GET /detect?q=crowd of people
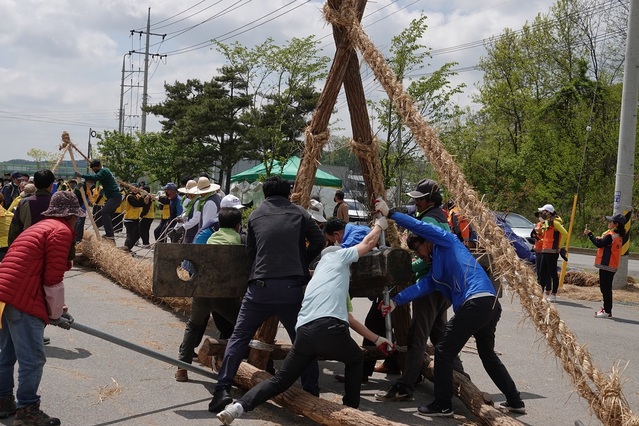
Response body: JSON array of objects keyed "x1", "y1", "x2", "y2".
[{"x1": 0, "y1": 163, "x2": 626, "y2": 425}]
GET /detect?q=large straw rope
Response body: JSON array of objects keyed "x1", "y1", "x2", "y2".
[
  {"x1": 325, "y1": 1, "x2": 638, "y2": 425},
  {"x1": 291, "y1": 128, "x2": 330, "y2": 207}
]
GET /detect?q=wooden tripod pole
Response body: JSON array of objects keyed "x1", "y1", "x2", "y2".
[{"x1": 61, "y1": 132, "x2": 100, "y2": 239}]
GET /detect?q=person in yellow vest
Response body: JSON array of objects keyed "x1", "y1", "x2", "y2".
[
  {"x1": 0, "y1": 194, "x2": 13, "y2": 261},
  {"x1": 112, "y1": 189, "x2": 126, "y2": 235},
  {"x1": 584, "y1": 213, "x2": 626, "y2": 318},
  {"x1": 139, "y1": 186, "x2": 155, "y2": 248},
  {"x1": 535, "y1": 204, "x2": 568, "y2": 302},
  {"x1": 122, "y1": 187, "x2": 145, "y2": 251}
]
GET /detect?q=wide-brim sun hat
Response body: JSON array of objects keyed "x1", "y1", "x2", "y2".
[
  {"x1": 189, "y1": 177, "x2": 220, "y2": 195},
  {"x1": 178, "y1": 179, "x2": 197, "y2": 194},
  {"x1": 41, "y1": 190, "x2": 86, "y2": 218}
]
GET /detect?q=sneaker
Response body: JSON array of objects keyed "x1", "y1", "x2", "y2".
[
  {"x1": 175, "y1": 368, "x2": 188, "y2": 382},
  {"x1": 418, "y1": 401, "x2": 454, "y2": 417},
  {"x1": 500, "y1": 400, "x2": 526, "y2": 414},
  {"x1": 13, "y1": 403, "x2": 60, "y2": 426},
  {"x1": 549, "y1": 294, "x2": 557, "y2": 302},
  {"x1": 375, "y1": 383, "x2": 413, "y2": 401},
  {"x1": 216, "y1": 402, "x2": 244, "y2": 425},
  {"x1": 208, "y1": 388, "x2": 233, "y2": 414},
  {"x1": 0, "y1": 395, "x2": 16, "y2": 419},
  {"x1": 594, "y1": 308, "x2": 612, "y2": 318}
]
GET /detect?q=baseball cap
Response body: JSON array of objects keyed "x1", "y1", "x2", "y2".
[
  {"x1": 537, "y1": 204, "x2": 555, "y2": 214},
  {"x1": 605, "y1": 213, "x2": 626, "y2": 225},
  {"x1": 406, "y1": 178, "x2": 439, "y2": 199},
  {"x1": 162, "y1": 182, "x2": 178, "y2": 191},
  {"x1": 220, "y1": 194, "x2": 245, "y2": 209},
  {"x1": 11, "y1": 172, "x2": 22, "y2": 179}
]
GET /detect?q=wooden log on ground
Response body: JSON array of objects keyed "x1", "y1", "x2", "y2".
[
  {"x1": 234, "y1": 361, "x2": 406, "y2": 426},
  {"x1": 247, "y1": 316, "x2": 280, "y2": 369},
  {"x1": 198, "y1": 338, "x2": 392, "y2": 367},
  {"x1": 421, "y1": 356, "x2": 524, "y2": 426}
]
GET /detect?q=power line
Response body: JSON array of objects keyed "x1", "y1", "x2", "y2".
[{"x1": 160, "y1": 0, "x2": 308, "y2": 56}]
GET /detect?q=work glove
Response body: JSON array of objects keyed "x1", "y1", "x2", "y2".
[
  {"x1": 374, "y1": 336, "x2": 395, "y2": 356},
  {"x1": 374, "y1": 217, "x2": 388, "y2": 231},
  {"x1": 49, "y1": 313, "x2": 73, "y2": 330},
  {"x1": 374, "y1": 197, "x2": 389, "y2": 216},
  {"x1": 559, "y1": 248, "x2": 568, "y2": 261},
  {"x1": 377, "y1": 299, "x2": 397, "y2": 317}
]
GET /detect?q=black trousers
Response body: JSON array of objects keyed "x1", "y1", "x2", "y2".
[
  {"x1": 434, "y1": 297, "x2": 520, "y2": 407},
  {"x1": 139, "y1": 218, "x2": 153, "y2": 245},
  {"x1": 538, "y1": 252, "x2": 560, "y2": 293},
  {"x1": 599, "y1": 269, "x2": 615, "y2": 314},
  {"x1": 123, "y1": 219, "x2": 140, "y2": 250},
  {"x1": 238, "y1": 317, "x2": 363, "y2": 411}
]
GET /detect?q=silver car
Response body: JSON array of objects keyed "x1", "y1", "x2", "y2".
[
  {"x1": 344, "y1": 198, "x2": 369, "y2": 224},
  {"x1": 495, "y1": 212, "x2": 536, "y2": 249}
]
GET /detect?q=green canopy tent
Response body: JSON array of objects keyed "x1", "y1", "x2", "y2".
[{"x1": 230, "y1": 156, "x2": 342, "y2": 187}]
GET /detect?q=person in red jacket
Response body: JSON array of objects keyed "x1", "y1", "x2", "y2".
[{"x1": 0, "y1": 190, "x2": 85, "y2": 425}]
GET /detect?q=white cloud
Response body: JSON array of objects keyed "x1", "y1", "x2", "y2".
[{"x1": 0, "y1": 0, "x2": 555, "y2": 161}]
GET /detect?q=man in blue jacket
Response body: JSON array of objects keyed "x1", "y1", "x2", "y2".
[{"x1": 377, "y1": 200, "x2": 525, "y2": 417}]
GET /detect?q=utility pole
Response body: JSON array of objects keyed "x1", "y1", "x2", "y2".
[
  {"x1": 129, "y1": 8, "x2": 166, "y2": 134},
  {"x1": 118, "y1": 52, "x2": 130, "y2": 134},
  {"x1": 612, "y1": 0, "x2": 639, "y2": 289}
]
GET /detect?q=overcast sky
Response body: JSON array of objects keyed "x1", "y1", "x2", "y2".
[{"x1": 0, "y1": 0, "x2": 556, "y2": 162}]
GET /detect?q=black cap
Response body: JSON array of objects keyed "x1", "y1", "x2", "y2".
[
  {"x1": 605, "y1": 213, "x2": 626, "y2": 226},
  {"x1": 406, "y1": 178, "x2": 439, "y2": 199}
]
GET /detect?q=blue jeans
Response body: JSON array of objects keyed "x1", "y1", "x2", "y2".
[{"x1": 0, "y1": 305, "x2": 46, "y2": 408}]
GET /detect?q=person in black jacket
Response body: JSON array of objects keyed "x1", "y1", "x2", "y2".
[{"x1": 208, "y1": 176, "x2": 325, "y2": 414}]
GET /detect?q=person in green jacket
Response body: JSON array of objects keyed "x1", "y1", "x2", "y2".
[
  {"x1": 174, "y1": 207, "x2": 243, "y2": 382},
  {"x1": 75, "y1": 160, "x2": 121, "y2": 239}
]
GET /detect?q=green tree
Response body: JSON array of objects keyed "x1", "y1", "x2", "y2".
[
  {"x1": 367, "y1": 15, "x2": 464, "y2": 205},
  {"x1": 216, "y1": 36, "x2": 330, "y2": 176},
  {"x1": 26, "y1": 148, "x2": 56, "y2": 170},
  {"x1": 95, "y1": 130, "x2": 145, "y2": 183}
]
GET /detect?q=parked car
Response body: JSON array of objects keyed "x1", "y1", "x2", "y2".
[
  {"x1": 344, "y1": 198, "x2": 369, "y2": 223},
  {"x1": 495, "y1": 212, "x2": 536, "y2": 249}
]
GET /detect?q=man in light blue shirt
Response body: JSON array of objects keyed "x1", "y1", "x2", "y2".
[{"x1": 217, "y1": 216, "x2": 391, "y2": 425}]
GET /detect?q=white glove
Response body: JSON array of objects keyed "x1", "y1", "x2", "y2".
[
  {"x1": 375, "y1": 197, "x2": 389, "y2": 216},
  {"x1": 374, "y1": 217, "x2": 388, "y2": 231}
]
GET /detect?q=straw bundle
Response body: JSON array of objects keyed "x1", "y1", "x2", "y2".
[{"x1": 78, "y1": 234, "x2": 191, "y2": 313}]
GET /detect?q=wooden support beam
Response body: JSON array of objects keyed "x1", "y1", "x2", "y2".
[
  {"x1": 233, "y1": 361, "x2": 406, "y2": 426},
  {"x1": 199, "y1": 338, "x2": 524, "y2": 426}
]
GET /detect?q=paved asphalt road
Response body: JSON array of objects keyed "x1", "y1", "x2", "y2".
[{"x1": 2, "y1": 245, "x2": 639, "y2": 426}]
